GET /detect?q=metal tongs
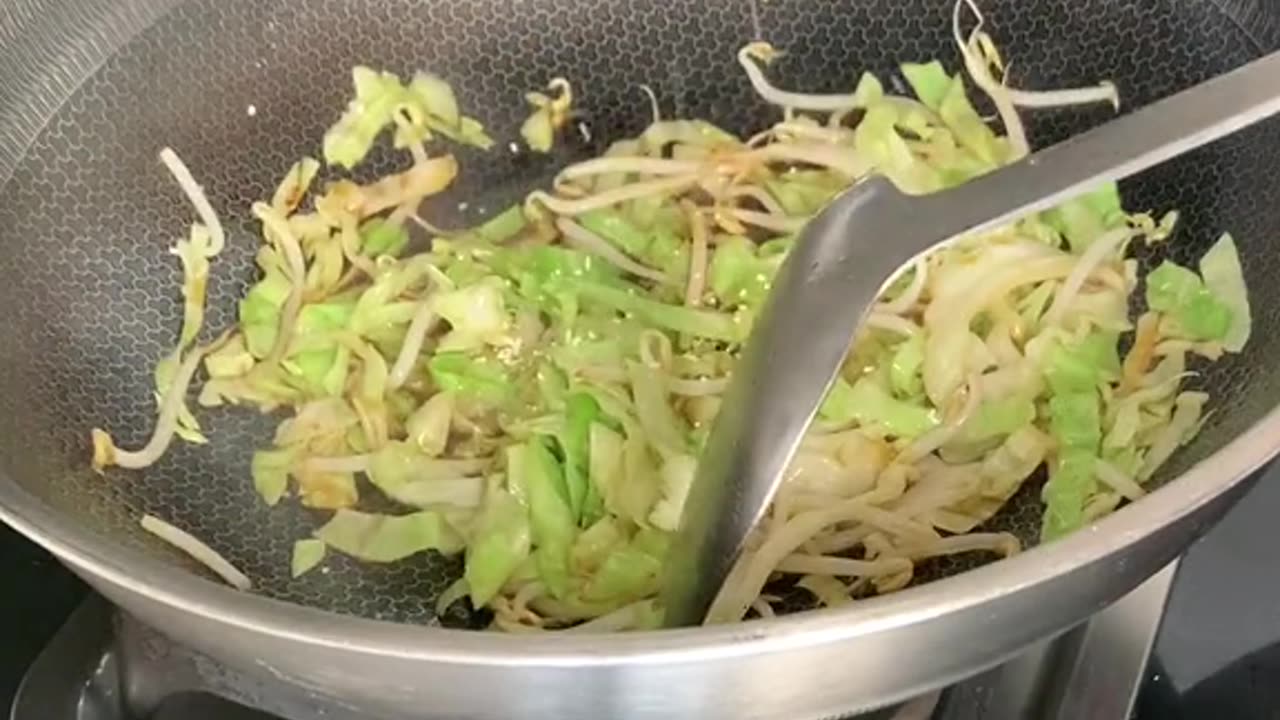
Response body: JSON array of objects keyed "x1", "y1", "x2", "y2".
[{"x1": 661, "y1": 50, "x2": 1280, "y2": 627}]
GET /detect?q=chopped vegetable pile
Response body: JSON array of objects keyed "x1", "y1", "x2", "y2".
[{"x1": 91, "y1": 0, "x2": 1250, "y2": 631}]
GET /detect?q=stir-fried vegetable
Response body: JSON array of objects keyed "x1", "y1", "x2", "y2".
[
  {"x1": 521, "y1": 79, "x2": 575, "y2": 152},
  {"x1": 291, "y1": 538, "x2": 327, "y2": 577},
  {"x1": 141, "y1": 514, "x2": 251, "y2": 590},
  {"x1": 90, "y1": 0, "x2": 1250, "y2": 630}
]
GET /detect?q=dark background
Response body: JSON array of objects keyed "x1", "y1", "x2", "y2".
[
  {"x1": 1134, "y1": 465, "x2": 1280, "y2": 719},
  {"x1": 0, "y1": 524, "x2": 85, "y2": 709}
]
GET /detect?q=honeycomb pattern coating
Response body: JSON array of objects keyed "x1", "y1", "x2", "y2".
[{"x1": 0, "y1": 0, "x2": 1278, "y2": 626}]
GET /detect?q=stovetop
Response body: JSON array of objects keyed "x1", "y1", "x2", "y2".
[
  {"x1": 1134, "y1": 465, "x2": 1280, "y2": 719},
  {"x1": 0, "y1": 523, "x2": 86, "y2": 709},
  {"x1": 6, "y1": 466, "x2": 1280, "y2": 719}
]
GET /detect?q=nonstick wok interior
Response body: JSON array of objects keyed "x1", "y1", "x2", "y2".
[{"x1": 0, "y1": 0, "x2": 1278, "y2": 628}]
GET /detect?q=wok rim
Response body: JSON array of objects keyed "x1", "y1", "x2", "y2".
[{"x1": 1, "y1": 399, "x2": 1277, "y2": 665}]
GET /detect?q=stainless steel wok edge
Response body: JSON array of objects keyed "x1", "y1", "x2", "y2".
[{"x1": 2, "y1": 0, "x2": 1279, "y2": 718}]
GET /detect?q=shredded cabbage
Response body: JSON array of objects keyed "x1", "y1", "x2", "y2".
[
  {"x1": 1146, "y1": 260, "x2": 1234, "y2": 342},
  {"x1": 324, "y1": 66, "x2": 493, "y2": 169},
  {"x1": 291, "y1": 538, "x2": 327, "y2": 578},
  {"x1": 521, "y1": 79, "x2": 574, "y2": 152},
  {"x1": 901, "y1": 61, "x2": 950, "y2": 111},
  {"x1": 466, "y1": 487, "x2": 532, "y2": 606},
  {"x1": 315, "y1": 508, "x2": 465, "y2": 562},
  {"x1": 93, "y1": 2, "x2": 1249, "y2": 631},
  {"x1": 1198, "y1": 234, "x2": 1251, "y2": 352}
]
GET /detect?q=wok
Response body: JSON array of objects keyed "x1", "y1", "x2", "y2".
[{"x1": 1, "y1": 0, "x2": 1279, "y2": 718}]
